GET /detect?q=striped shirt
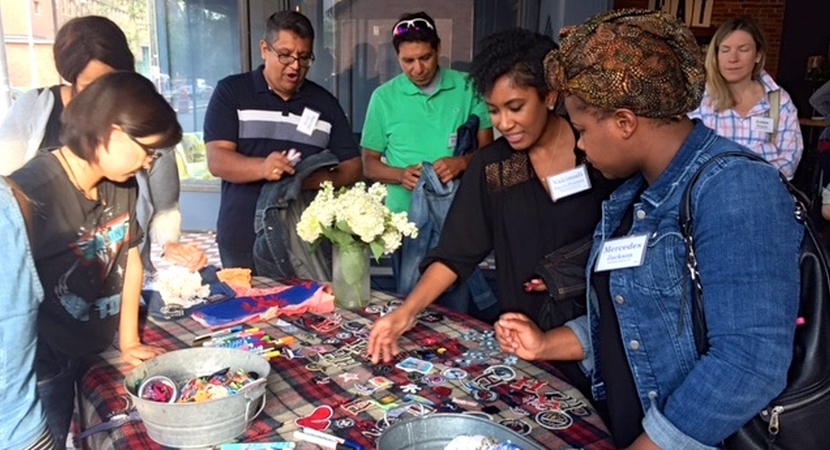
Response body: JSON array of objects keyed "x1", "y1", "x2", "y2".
[
  {"x1": 204, "y1": 66, "x2": 359, "y2": 251},
  {"x1": 689, "y1": 71, "x2": 804, "y2": 179},
  {"x1": 24, "y1": 428, "x2": 56, "y2": 450}
]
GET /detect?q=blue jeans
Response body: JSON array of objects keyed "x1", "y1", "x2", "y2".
[
  {"x1": 36, "y1": 346, "x2": 82, "y2": 449},
  {"x1": 0, "y1": 178, "x2": 51, "y2": 449},
  {"x1": 397, "y1": 164, "x2": 498, "y2": 315},
  {"x1": 391, "y1": 250, "x2": 499, "y2": 322},
  {"x1": 219, "y1": 244, "x2": 257, "y2": 275}
]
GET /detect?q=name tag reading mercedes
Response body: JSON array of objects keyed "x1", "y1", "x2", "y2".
[
  {"x1": 595, "y1": 235, "x2": 649, "y2": 271},
  {"x1": 547, "y1": 165, "x2": 591, "y2": 202},
  {"x1": 297, "y1": 108, "x2": 320, "y2": 136}
]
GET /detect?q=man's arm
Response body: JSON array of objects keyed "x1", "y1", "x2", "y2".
[
  {"x1": 302, "y1": 156, "x2": 362, "y2": 190},
  {"x1": 362, "y1": 149, "x2": 404, "y2": 184},
  {"x1": 433, "y1": 127, "x2": 494, "y2": 184},
  {"x1": 206, "y1": 140, "x2": 295, "y2": 183},
  {"x1": 362, "y1": 149, "x2": 421, "y2": 191},
  {"x1": 477, "y1": 128, "x2": 494, "y2": 149}
]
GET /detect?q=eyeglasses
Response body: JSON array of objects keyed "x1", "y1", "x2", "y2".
[
  {"x1": 266, "y1": 42, "x2": 315, "y2": 67},
  {"x1": 392, "y1": 18, "x2": 435, "y2": 37},
  {"x1": 124, "y1": 131, "x2": 162, "y2": 160}
]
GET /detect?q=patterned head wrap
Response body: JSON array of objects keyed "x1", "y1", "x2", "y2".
[{"x1": 545, "y1": 9, "x2": 705, "y2": 119}]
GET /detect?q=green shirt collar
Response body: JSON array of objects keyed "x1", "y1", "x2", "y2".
[{"x1": 397, "y1": 67, "x2": 456, "y2": 96}]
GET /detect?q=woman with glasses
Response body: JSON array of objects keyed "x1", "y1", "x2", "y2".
[
  {"x1": 8, "y1": 71, "x2": 182, "y2": 447},
  {"x1": 368, "y1": 28, "x2": 616, "y2": 402},
  {"x1": 0, "y1": 15, "x2": 206, "y2": 272}
]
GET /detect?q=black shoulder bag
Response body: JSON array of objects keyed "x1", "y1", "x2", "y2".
[{"x1": 681, "y1": 152, "x2": 830, "y2": 450}]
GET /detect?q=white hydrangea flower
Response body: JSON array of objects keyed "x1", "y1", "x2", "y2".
[
  {"x1": 296, "y1": 180, "x2": 418, "y2": 255},
  {"x1": 380, "y1": 229, "x2": 402, "y2": 254},
  {"x1": 296, "y1": 213, "x2": 322, "y2": 242}
]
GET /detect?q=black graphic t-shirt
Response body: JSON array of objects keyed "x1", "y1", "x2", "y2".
[{"x1": 10, "y1": 152, "x2": 142, "y2": 358}]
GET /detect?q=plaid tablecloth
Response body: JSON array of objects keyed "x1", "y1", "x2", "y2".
[{"x1": 75, "y1": 285, "x2": 613, "y2": 450}]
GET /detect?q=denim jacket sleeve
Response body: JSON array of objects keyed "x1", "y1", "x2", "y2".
[
  {"x1": 564, "y1": 313, "x2": 593, "y2": 374},
  {"x1": 653, "y1": 158, "x2": 801, "y2": 446},
  {"x1": 643, "y1": 403, "x2": 717, "y2": 450}
]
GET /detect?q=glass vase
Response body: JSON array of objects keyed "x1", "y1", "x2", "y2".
[{"x1": 331, "y1": 242, "x2": 371, "y2": 310}]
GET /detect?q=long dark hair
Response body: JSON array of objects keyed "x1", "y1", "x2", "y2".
[{"x1": 53, "y1": 16, "x2": 134, "y2": 85}]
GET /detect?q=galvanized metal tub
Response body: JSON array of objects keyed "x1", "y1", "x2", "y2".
[
  {"x1": 124, "y1": 347, "x2": 270, "y2": 448},
  {"x1": 377, "y1": 413, "x2": 545, "y2": 450}
]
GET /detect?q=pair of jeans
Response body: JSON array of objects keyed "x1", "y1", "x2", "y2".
[
  {"x1": 253, "y1": 151, "x2": 338, "y2": 281},
  {"x1": 35, "y1": 346, "x2": 82, "y2": 449},
  {"x1": 0, "y1": 178, "x2": 52, "y2": 449},
  {"x1": 219, "y1": 244, "x2": 257, "y2": 275},
  {"x1": 397, "y1": 163, "x2": 497, "y2": 314},
  {"x1": 391, "y1": 249, "x2": 494, "y2": 318}
]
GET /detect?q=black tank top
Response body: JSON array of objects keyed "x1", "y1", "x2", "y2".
[{"x1": 39, "y1": 85, "x2": 65, "y2": 150}]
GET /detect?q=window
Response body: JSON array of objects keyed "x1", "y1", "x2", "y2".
[
  {"x1": 154, "y1": 0, "x2": 241, "y2": 185},
  {"x1": 0, "y1": 0, "x2": 241, "y2": 187},
  {"x1": 1, "y1": 0, "x2": 547, "y2": 198}
]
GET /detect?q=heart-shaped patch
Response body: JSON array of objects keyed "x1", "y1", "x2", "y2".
[{"x1": 294, "y1": 404, "x2": 334, "y2": 431}]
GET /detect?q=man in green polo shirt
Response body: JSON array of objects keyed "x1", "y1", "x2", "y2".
[{"x1": 360, "y1": 11, "x2": 493, "y2": 306}]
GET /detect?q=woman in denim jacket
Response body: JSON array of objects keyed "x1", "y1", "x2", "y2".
[{"x1": 496, "y1": 10, "x2": 803, "y2": 449}]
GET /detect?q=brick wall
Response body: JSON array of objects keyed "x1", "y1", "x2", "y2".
[{"x1": 613, "y1": 0, "x2": 786, "y2": 77}]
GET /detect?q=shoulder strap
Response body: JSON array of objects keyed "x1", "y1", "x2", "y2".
[
  {"x1": 768, "y1": 89, "x2": 781, "y2": 144},
  {"x1": 680, "y1": 151, "x2": 794, "y2": 355}
]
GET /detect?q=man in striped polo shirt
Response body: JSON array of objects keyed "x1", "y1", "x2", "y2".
[{"x1": 204, "y1": 10, "x2": 361, "y2": 273}]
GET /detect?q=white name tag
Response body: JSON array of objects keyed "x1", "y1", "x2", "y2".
[
  {"x1": 595, "y1": 234, "x2": 649, "y2": 272},
  {"x1": 297, "y1": 108, "x2": 320, "y2": 136},
  {"x1": 751, "y1": 116, "x2": 775, "y2": 134},
  {"x1": 448, "y1": 132, "x2": 458, "y2": 149},
  {"x1": 546, "y1": 165, "x2": 592, "y2": 202}
]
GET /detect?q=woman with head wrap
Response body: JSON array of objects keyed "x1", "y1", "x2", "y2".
[
  {"x1": 0, "y1": 15, "x2": 206, "y2": 272},
  {"x1": 496, "y1": 9, "x2": 802, "y2": 449},
  {"x1": 689, "y1": 17, "x2": 803, "y2": 180},
  {"x1": 368, "y1": 28, "x2": 617, "y2": 401}
]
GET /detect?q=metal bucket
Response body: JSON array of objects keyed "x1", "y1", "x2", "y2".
[
  {"x1": 377, "y1": 413, "x2": 544, "y2": 450},
  {"x1": 124, "y1": 347, "x2": 270, "y2": 448}
]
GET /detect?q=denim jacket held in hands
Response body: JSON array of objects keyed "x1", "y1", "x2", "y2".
[
  {"x1": 566, "y1": 121, "x2": 802, "y2": 448},
  {"x1": 253, "y1": 150, "x2": 339, "y2": 279}
]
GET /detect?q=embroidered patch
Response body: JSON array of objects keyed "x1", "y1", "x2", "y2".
[
  {"x1": 499, "y1": 418, "x2": 532, "y2": 435},
  {"x1": 294, "y1": 405, "x2": 333, "y2": 430},
  {"x1": 535, "y1": 410, "x2": 573, "y2": 430}
]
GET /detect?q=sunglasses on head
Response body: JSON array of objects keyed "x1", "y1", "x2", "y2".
[{"x1": 392, "y1": 18, "x2": 435, "y2": 37}]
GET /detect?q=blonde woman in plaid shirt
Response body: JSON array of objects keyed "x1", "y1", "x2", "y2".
[{"x1": 689, "y1": 17, "x2": 804, "y2": 179}]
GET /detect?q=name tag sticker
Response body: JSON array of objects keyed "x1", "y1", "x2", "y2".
[
  {"x1": 751, "y1": 116, "x2": 775, "y2": 134},
  {"x1": 547, "y1": 165, "x2": 592, "y2": 201},
  {"x1": 595, "y1": 234, "x2": 649, "y2": 272},
  {"x1": 297, "y1": 108, "x2": 321, "y2": 136},
  {"x1": 448, "y1": 133, "x2": 458, "y2": 149}
]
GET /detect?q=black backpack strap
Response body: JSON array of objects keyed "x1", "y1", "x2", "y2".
[{"x1": 680, "y1": 151, "x2": 794, "y2": 355}]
